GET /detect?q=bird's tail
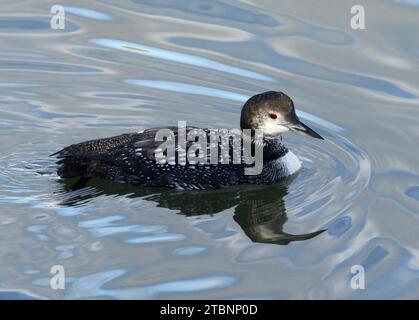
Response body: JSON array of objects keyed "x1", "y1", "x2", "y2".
[{"x1": 57, "y1": 161, "x2": 90, "y2": 179}]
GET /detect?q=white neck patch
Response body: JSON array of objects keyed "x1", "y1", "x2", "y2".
[{"x1": 281, "y1": 150, "x2": 301, "y2": 175}]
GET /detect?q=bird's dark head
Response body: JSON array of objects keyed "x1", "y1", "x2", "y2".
[{"x1": 240, "y1": 91, "x2": 323, "y2": 139}]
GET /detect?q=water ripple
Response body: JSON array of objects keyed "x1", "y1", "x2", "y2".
[
  {"x1": 64, "y1": 269, "x2": 236, "y2": 299},
  {"x1": 125, "y1": 78, "x2": 343, "y2": 132},
  {"x1": 0, "y1": 16, "x2": 79, "y2": 33},
  {"x1": 0, "y1": 60, "x2": 104, "y2": 74},
  {"x1": 65, "y1": 6, "x2": 113, "y2": 21},
  {"x1": 171, "y1": 38, "x2": 416, "y2": 99},
  {"x1": 91, "y1": 38, "x2": 274, "y2": 82},
  {"x1": 132, "y1": 0, "x2": 279, "y2": 27}
]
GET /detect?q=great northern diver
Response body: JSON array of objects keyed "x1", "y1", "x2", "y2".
[{"x1": 52, "y1": 91, "x2": 323, "y2": 190}]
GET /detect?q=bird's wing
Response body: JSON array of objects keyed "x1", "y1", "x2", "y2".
[
  {"x1": 51, "y1": 133, "x2": 137, "y2": 158},
  {"x1": 51, "y1": 126, "x2": 240, "y2": 166}
]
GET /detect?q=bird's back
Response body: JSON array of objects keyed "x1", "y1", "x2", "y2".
[{"x1": 52, "y1": 127, "x2": 292, "y2": 189}]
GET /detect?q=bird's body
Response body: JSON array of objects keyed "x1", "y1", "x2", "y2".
[
  {"x1": 53, "y1": 127, "x2": 301, "y2": 190},
  {"x1": 52, "y1": 91, "x2": 323, "y2": 190}
]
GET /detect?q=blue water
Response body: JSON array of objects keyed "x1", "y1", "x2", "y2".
[{"x1": 0, "y1": 0, "x2": 418, "y2": 299}]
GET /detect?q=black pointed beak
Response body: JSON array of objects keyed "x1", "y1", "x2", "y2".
[{"x1": 289, "y1": 121, "x2": 324, "y2": 140}]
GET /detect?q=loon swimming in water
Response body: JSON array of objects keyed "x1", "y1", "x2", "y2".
[{"x1": 52, "y1": 91, "x2": 323, "y2": 190}]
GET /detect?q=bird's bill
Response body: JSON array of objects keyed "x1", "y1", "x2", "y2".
[{"x1": 288, "y1": 121, "x2": 324, "y2": 140}]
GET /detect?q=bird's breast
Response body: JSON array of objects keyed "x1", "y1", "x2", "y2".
[{"x1": 276, "y1": 150, "x2": 301, "y2": 176}]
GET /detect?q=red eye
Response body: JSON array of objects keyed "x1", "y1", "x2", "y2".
[{"x1": 269, "y1": 113, "x2": 277, "y2": 119}]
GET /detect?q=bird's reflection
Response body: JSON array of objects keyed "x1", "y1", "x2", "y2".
[{"x1": 56, "y1": 178, "x2": 324, "y2": 245}]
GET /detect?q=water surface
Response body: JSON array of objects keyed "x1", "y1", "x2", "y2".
[{"x1": 0, "y1": 0, "x2": 419, "y2": 299}]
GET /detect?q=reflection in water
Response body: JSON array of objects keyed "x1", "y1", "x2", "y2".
[
  {"x1": 0, "y1": 17, "x2": 79, "y2": 33},
  {"x1": 170, "y1": 38, "x2": 416, "y2": 99},
  {"x1": 92, "y1": 38, "x2": 274, "y2": 81},
  {"x1": 132, "y1": 0, "x2": 279, "y2": 27},
  {"x1": 57, "y1": 178, "x2": 325, "y2": 245},
  {"x1": 65, "y1": 6, "x2": 112, "y2": 21},
  {"x1": 125, "y1": 78, "x2": 344, "y2": 132}
]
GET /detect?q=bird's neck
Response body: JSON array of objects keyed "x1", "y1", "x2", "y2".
[{"x1": 262, "y1": 137, "x2": 288, "y2": 162}]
